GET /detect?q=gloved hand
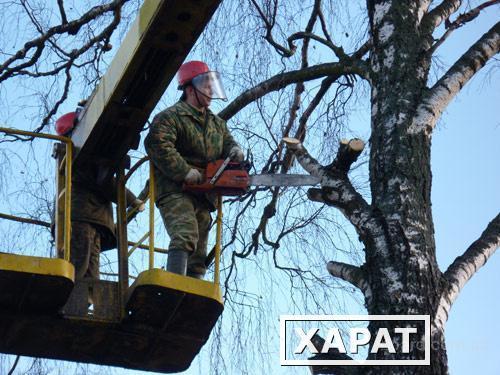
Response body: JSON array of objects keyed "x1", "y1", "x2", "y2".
[
  {"x1": 126, "y1": 198, "x2": 145, "y2": 220},
  {"x1": 184, "y1": 168, "x2": 203, "y2": 184},
  {"x1": 131, "y1": 198, "x2": 145, "y2": 212},
  {"x1": 229, "y1": 146, "x2": 244, "y2": 162}
]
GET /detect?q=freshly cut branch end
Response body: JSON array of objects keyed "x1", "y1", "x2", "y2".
[
  {"x1": 307, "y1": 188, "x2": 325, "y2": 203},
  {"x1": 282, "y1": 137, "x2": 302, "y2": 150},
  {"x1": 328, "y1": 138, "x2": 365, "y2": 173},
  {"x1": 348, "y1": 138, "x2": 364, "y2": 152}
]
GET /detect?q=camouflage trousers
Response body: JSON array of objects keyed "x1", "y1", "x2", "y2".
[
  {"x1": 158, "y1": 193, "x2": 212, "y2": 276},
  {"x1": 70, "y1": 221, "x2": 101, "y2": 280}
]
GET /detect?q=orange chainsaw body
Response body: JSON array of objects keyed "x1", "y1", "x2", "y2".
[{"x1": 183, "y1": 160, "x2": 250, "y2": 196}]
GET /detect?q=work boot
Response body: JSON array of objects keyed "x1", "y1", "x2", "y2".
[
  {"x1": 186, "y1": 271, "x2": 204, "y2": 280},
  {"x1": 187, "y1": 263, "x2": 206, "y2": 280},
  {"x1": 166, "y1": 249, "x2": 189, "y2": 275}
]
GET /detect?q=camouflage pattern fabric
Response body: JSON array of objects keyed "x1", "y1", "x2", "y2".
[
  {"x1": 144, "y1": 100, "x2": 239, "y2": 202},
  {"x1": 71, "y1": 162, "x2": 138, "y2": 250},
  {"x1": 70, "y1": 221, "x2": 101, "y2": 280},
  {"x1": 158, "y1": 193, "x2": 212, "y2": 276}
]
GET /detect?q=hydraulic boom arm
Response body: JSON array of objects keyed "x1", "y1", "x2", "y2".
[{"x1": 72, "y1": 0, "x2": 222, "y2": 174}]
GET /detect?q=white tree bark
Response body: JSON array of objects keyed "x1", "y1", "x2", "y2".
[
  {"x1": 327, "y1": 261, "x2": 373, "y2": 304},
  {"x1": 423, "y1": 0, "x2": 462, "y2": 28},
  {"x1": 434, "y1": 213, "x2": 500, "y2": 332},
  {"x1": 409, "y1": 22, "x2": 500, "y2": 135},
  {"x1": 283, "y1": 138, "x2": 387, "y2": 252}
]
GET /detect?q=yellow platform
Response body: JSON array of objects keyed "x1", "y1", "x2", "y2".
[
  {"x1": 0, "y1": 253, "x2": 74, "y2": 312},
  {"x1": 0, "y1": 272, "x2": 223, "y2": 373},
  {"x1": 126, "y1": 269, "x2": 224, "y2": 371}
]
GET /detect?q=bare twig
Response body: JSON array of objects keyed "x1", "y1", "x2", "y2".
[
  {"x1": 7, "y1": 356, "x2": 21, "y2": 375},
  {"x1": 57, "y1": 0, "x2": 68, "y2": 24},
  {"x1": 219, "y1": 61, "x2": 367, "y2": 121},
  {"x1": 0, "y1": 0, "x2": 128, "y2": 83},
  {"x1": 0, "y1": 212, "x2": 51, "y2": 228},
  {"x1": 429, "y1": 0, "x2": 500, "y2": 55},
  {"x1": 284, "y1": 138, "x2": 386, "y2": 252},
  {"x1": 249, "y1": 0, "x2": 296, "y2": 57}
]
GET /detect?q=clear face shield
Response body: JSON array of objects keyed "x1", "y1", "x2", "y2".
[{"x1": 191, "y1": 71, "x2": 227, "y2": 100}]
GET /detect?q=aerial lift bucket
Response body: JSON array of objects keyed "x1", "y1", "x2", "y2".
[
  {"x1": 0, "y1": 127, "x2": 75, "y2": 313},
  {"x1": 125, "y1": 164, "x2": 224, "y2": 372},
  {"x1": 0, "y1": 253, "x2": 74, "y2": 313}
]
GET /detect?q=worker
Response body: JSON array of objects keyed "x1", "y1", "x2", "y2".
[
  {"x1": 70, "y1": 166, "x2": 144, "y2": 283},
  {"x1": 145, "y1": 60, "x2": 243, "y2": 279},
  {"x1": 55, "y1": 112, "x2": 145, "y2": 302}
]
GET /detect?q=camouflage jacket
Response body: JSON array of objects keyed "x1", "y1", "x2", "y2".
[
  {"x1": 144, "y1": 100, "x2": 239, "y2": 203},
  {"x1": 71, "y1": 163, "x2": 137, "y2": 250}
]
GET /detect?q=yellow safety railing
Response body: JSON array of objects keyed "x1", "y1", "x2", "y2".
[
  {"x1": 124, "y1": 158, "x2": 222, "y2": 284},
  {"x1": 214, "y1": 196, "x2": 222, "y2": 285},
  {"x1": 148, "y1": 161, "x2": 155, "y2": 270},
  {"x1": 0, "y1": 127, "x2": 73, "y2": 261},
  {"x1": 124, "y1": 160, "x2": 159, "y2": 270},
  {"x1": 124, "y1": 158, "x2": 159, "y2": 266}
]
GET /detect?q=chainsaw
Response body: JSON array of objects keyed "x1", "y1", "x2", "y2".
[{"x1": 183, "y1": 157, "x2": 320, "y2": 196}]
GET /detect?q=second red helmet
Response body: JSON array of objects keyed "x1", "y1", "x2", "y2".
[{"x1": 55, "y1": 112, "x2": 77, "y2": 135}]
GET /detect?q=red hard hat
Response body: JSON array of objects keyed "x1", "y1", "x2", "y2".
[
  {"x1": 177, "y1": 61, "x2": 209, "y2": 88},
  {"x1": 55, "y1": 112, "x2": 77, "y2": 135}
]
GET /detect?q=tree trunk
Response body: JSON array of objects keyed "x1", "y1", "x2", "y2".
[{"x1": 364, "y1": 1, "x2": 449, "y2": 373}]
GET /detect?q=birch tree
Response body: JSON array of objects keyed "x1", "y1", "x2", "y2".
[
  {"x1": 0, "y1": 0, "x2": 499, "y2": 374},
  {"x1": 205, "y1": 0, "x2": 499, "y2": 373}
]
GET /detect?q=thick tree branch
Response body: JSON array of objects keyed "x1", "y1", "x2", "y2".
[
  {"x1": 271, "y1": 1, "x2": 319, "y2": 171},
  {"x1": 300, "y1": 0, "x2": 322, "y2": 66},
  {"x1": 241, "y1": 10, "x2": 319, "y2": 255},
  {"x1": 316, "y1": 5, "x2": 333, "y2": 44},
  {"x1": 219, "y1": 61, "x2": 367, "y2": 121},
  {"x1": 282, "y1": 138, "x2": 326, "y2": 178},
  {"x1": 283, "y1": 138, "x2": 384, "y2": 251},
  {"x1": 282, "y1": 137, "x2": 364, "y2": 179},
  {"x1": 327, "y1": 261, "x2": 363, "y2": 287},
  {"x1": 327, "y1": 261, "x2": 372, "y2": 303},
  {"x1": 424, "y1": 0, "x2": 462, "y2": 29},
  {"x1": 445, "y1": 1, "x2": 499, "y2": 30},
  {"x1": 434, "y1": 213, "x2": 500, "y2": 332},
  {"x1": 409, "y1": 22, "x2": 500, "y2": 135},
  {"x1": 351, "y1": 39, "x2": 372, "y2": 60}
]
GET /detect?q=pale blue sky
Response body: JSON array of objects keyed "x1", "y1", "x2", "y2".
[
  {"x1": 431, "y1": 7, "x2": 500, "y2": 375},
  {"x1": 0, "y1": 2, "x2": 498, "y2": 375}
]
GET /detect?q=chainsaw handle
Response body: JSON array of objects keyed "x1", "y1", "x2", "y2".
[
  {"x1": 182, "y1": 159, "x2": 250, "y2": 196},
  {"x1": 209, "y1": 156, "x2": 232, "y2": 185}
]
